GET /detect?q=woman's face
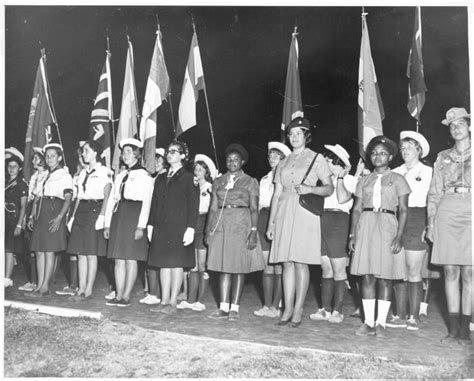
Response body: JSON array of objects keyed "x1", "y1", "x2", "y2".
[
  {"x1": 226, "y1": 152, "x2": 244, "y2": 173},
  {"x1": 449, "y1": 119, "x2": 470, "y2": 141},
  {"x1": 45, "y1": 148, "x2": 62, "y2": 169},
  {"x1": 268, "y1": 150, "x2": 283, "y2": 169},
  {"x1": 288, "y1": 127, "x2": 306, "y2": 149},
  {"x1": 155, "y1": 155, "x2": 166, "y2": 173},
  {"x1": 7, "y1": 161, "x2": 20, "y2": 178},
  {"x1": 194, "y1": 163, "x2": 206, "y2": 181},
  {"x1": 81, "y1": 144, "x2": 97, "y2": 165},
  {"x1": 166, "y1": 145, "x2": 183, "y2": 165},
  {"x1": 32, "y1": 153, "x2": 43, "y2": 170},
  {"x1": 370, "y1": 144, "x2": 392, "y2": 168},
  {"x1": 121, "y1": 146, "x2": 137, "y2": 166},
  {"x1": 325, "y1": 157, "x2": 343, "y2": 176},
  {"x1": 400, "y1": 141, "x2": 420, "y2": 164}
]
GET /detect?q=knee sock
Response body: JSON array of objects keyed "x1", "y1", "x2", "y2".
[
  {"x1": 219, "y1": 302, "x2": 230, "y2": 312},
  {"x1": 321, "y1": 277, "x2": 335, "y2": 312},
  {"x1": 263, "y1": 273, "x2": 274, "y2": 307},
  {"x1": 333, "y1": 280, "x2": 346, "y2": 314},
  {"x1": 419, "y1": 302, "x2": 428, "y2": 316},
  {"x1": 394, "y1": 281, "x2": 408, "y2": 319},
  {"x1": 30, "y1": 255, "x2": 37, "y2": 284},
  {"x1": 459, "y1": 315, "x2": 471, "y2": 339},
  {"x1": 408, "y1": 281, "x2": 423, "y2": 319},
  {"x1": 197, "y1": 271, "x2": 209, "y2": 303},
  {"x1": 188, "y1": 271, "x2": 199, "y2": 303},
  {"x1": 69, "y1": 258, "x2": 78, "y2": 289},
  {"x1": 448, "y1": 313, "x2": 460, "y2": 337},
  {"x1": 230, "y1": 303, "x2": 239, "y2": 312},
  {"x1": 376, "y1": 300, "x2": 391, "y2": 328},
  {"x1": 272, "y1": 273, "x2": 282, "y2": 309},
  {"x1": 362, "y1": 299, "x2": 376, "y2": 327}
]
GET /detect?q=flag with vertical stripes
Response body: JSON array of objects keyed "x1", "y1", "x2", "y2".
[
  {"x1": 281, "y1": 30, "x2": 303, "y2": 131},
  {"x1": 176, "y1": 31, "x2": 204, "y2": 137},
  {"x1": 407, "y1": 6, "x2": 427, "y2": 124},
  {"x1": 23, "y1": 50, "x2": 59, "y2": 180},
  {"x1": 139, "y1": 29, "x2": 170, "y2": 174},
  {"x1": 112, "y1": 39, "x2": 139, "y2": 172},
  {"x1": 358, "y1": 14, "x2": 385, "y2": 157},
  {"x1": 90, "y1": 50, "x2": 114, "y2": 168}
]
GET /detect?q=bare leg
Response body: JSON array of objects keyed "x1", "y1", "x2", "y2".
[
  {"x1": 77, "y1": 255, "x2": 87, "y2": 295},
  {"x1": 114, "y1": 259, "x2": 126, "y2": 300},
  {"x1": 85, "y1": 255, "x2": 98, "y2": 297},
  {"x1": 170, "y1": 267, "x2": 184, "y2": 306},
  {"x1": 34, "y1": 252, "x2": 45, "y2": 291},
  {"x1": 280, "y1": 262, "x2": 296, "y2": 321},
  {"x1": 230, "y1": 274, "x2": 245, "y2": 305},
  {"x1": 292, "y1": 263, "x2": 310, "y2": 323},
  {"x1": 5, "y1": 252, "x2": 15, "y2": 279},
  {"x1": 160, "y1": 268, "x2": 171, "y2": 304},
  {"x1": 38, "y1": 252, "x2": 55, "y2": 293}
]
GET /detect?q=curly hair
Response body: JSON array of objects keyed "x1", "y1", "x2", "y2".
[{"x1": 168, "y1": 140, "x2": 190, "y2": 164}]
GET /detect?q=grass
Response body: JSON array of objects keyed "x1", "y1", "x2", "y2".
[{"x1": 4, "y1": 308, "x2": 473, "y2": 378}]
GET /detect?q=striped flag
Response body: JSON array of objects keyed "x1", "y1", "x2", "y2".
[
  {"x1": 358, "y1": 13, "x2": 385, "y2": 157},
  {"x1": 112, "y1": 39, "x2": 139, "y2": 172},
  {"x1": 176, "y1": 31, "x2": 204, "y2": 136},
  {"x1": 407, "y1": 6, "x2": 427, "y2": 125},
  {"x1": 139, "y1": 29, "x2": 170, "y2": 174},
  {"x1": 23, "y1": 50, "x2": 59, "y2": 180},
  {"x1": 90, "y1": 50, "x2": 114, "y2": 168},
  {"x1": 281, "y1": 29, "x2": 303, "y2": 131}
]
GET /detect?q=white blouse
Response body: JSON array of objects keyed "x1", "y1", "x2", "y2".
[
  {"x1": 41, "y1": 167, "x2": 74, "y2": 200},
  {"x1": 259, "y1": 170, "x2": 274, "y2": 210},
  {"x1": 393, "y1": 162, "x2": 432, "y2": 207},
  {"x1": 28, "y1": 169, "x2": 48, "y2": 201},
  {"x1": 198, "y1": 181, "x2": 212, "y2": 214},
  {"x1": 323, "y1": 174, "x2": 357, "y2": 214},
  {"x1": 76, "y1": 163, "x2": 113, "y2": 200}
]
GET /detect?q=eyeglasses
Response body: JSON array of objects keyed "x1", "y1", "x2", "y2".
[{"x1": 166, "y1": 149, "x2": 181, "y2": 155}]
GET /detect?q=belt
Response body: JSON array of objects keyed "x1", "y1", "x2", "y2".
[
  {"x1": 445, "y1": 187, "x2": 471, "y2": 194},
  {"x1": 324, "y1": 208, "x2": 345, "y2": 213},
  {"x1": 80, "y1": 199, "x2": 103, "y2": 203},
  {"x1": 43, "y1": 196, "x2": 61, "y2": 200},
  {"x1": 363, "y1": 207, "x2": 395, "y2": 215},
  {"x1": 218, "y1": 205, "x2": 249, "y2": 209}
]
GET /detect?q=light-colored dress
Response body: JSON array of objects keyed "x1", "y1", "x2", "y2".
[
  {"x1": 350, "y1": 170, "x2": 411, "y2": 279},
  {"x1": 207, "y1": 170, "x2": 264, "y2": 273},
  {"x1": 269, "y1": 148, "x2": 331, "y2": 265},
  {"x1": 427, "y1": 146, "x2": 471, "y2": 266}
]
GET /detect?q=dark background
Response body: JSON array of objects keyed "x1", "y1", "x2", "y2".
[{"x1": 4, "y1": 6, "x2": 470, "y2": 178}]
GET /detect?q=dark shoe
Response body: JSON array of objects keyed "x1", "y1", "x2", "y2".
[
  {"x1": 289, "y1": 320, "x2": 301, "y2": 328},
  {"x1": 458, "y1": 337, "x2": 472, "y2": 346},
  {"x1": 69, "y1": 294, "x2": 86, "y2": 302},
  {"x1": 150, "y1": 304, "x2": 169, "y2": 313},
  {"x1": 105, "y1": 298, "x2": 120, "y2": 306},
  {"x1": 228, "y1": 310, "x2": 240, "y2": 321},
  {"x1": 160, "y1": 304, "x2": 178, "y2": 315},
  {"x1": 275, "y1": 319, "x2": 290, "y2": 326},
  {"x1": 208, "y1": 309, "x2": 229, "y2": 320},
  {"x1": 116, "y1": 299, "x2": 130, "y2": 307},
  {"x1": 29, "y1": 290, "x2": 50, "y2": 298},
  {"x1": 441, "y1": 333, "x2": 458, "y2": 344},
  {"x1": 375, "y1": 324, "x2": 388, "y2": 338},
  {"x1": 355, "y1": 323, "x2": 376, "y2": 336}
]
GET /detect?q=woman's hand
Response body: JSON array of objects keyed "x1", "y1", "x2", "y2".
[
  {"x1": 266, "y1": 223, "x2": 275, "y2": 240},
  {"x1": 247, "y1": 230, "x2": 258, "y2": 250},
  {"x1": 14, "y1": 226, "x2": 22, "y2": 237},
  {"x1": 424, "y1": 225, "x2": 434, "y2": 243},
  {"x1": 134, "y1": 228, "x2": 144, "y2": 241},
  {"x1": 27, "y1": 217, "x2": 34, "y2": 231},
  {"x1": 348, "y1": 235, "x2": 356, "y2": 252},
  {"x1": 390, "y1": 237, "x2": 402, "y2": 254},
  {"x1": 49, "y1": 215, "x2": 64, "y2": 233},
  {"x1": 338, "y1": 165, "x2": 351, "y2": 178},
  {"x1": 294, "y1": 184, "x2": 313, "y2": 195},
  {"x1": 103, "y1": 227, "x2": 110, "y2": 239}
]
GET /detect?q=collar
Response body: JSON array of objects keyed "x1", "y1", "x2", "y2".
[
  {"x1": 127, "y1": 162, "x2": 143, "y2": 171},
  {"x1": 48, "y1": 166, "x2": 62, "y2": 174},
  {"x1": 87, "y1": 162, "x2": 102, "y2": 172},
  {"x1": 226, "y1": 169, "x2": 244, "y2": 178},
  {"x1": 168, "y1": 165, "x2": 183, "y2": 177}
]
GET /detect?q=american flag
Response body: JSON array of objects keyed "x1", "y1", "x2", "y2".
[
  {"x1": 407, "y1": 6, "x2": 427, "y2": 127},
  {"x1": 90, "y1": 50, "x2": 114, "y2": 167}
]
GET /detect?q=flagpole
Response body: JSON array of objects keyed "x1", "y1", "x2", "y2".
[
  {"x1": 106, "y1": 31, "x2": 116, "y2": 148},
  {"x1": 192, "y1": 21, "x2": 220, "y2": 172}
]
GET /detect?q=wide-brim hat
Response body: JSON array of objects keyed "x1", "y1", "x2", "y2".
[
  {"x1": 324, "y1": 144, "x2": 350, "y2": 167},
  {"x1": 400, "y1": 130, "x2": 430, "y2": 158},
  {"x1": 268, "y1": 141, "x2": 291, "y2": 157},
  {"x1": 195, "y1": 153, "x2": 218, "y2": 180},
  {"x1": 441, "y1": 107, "x2": 470, "y2": 126},
  {"x1": 225, "y1": 143, "x2": 249, "y2": 163},
  {"x1": 119, "y1": 138, "x2": 143, "y2": 149},
  {"x1": 5, "y1": 147, "x2": 24, "y2": 163},
  {"x1": 79, "y1": 141, "x2": 86, "y2": 148},
  {"x1": 33, "y1": 147, "x2": 43, "y2": 155},
  {"x1": 155, "y1": 148, "x2": 165, "y2": 158},
  {"x1": 43, "y1": 143, "x2": 64, "y2": 153},
  {"x1": 366, "y1": 135, "x2": 398, "y2": 159},
  {"x1": 286, "y1": 117, "x2": 311, "y2": 133}
]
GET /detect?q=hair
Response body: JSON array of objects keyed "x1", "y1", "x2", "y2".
[
  {"x1": 168, "y1": 140, "x2": 190, "y2": 164},
  {"x1": 323, "y1": 150, "x2": 347, "y2": 169},
  {"x1": 45, "y1": 146, "x2": 65, "y2": 168},
  {"x1": 121, "y1": 144, "x2": 142, "y2": 163},
  {"x1": 33, "y1": 151, "x2": 46, "y2": 169},
  {"x1": 268, "y1": 148, "x2": 286, "y2": 160},
  {"x1": 194, "y1": 160, "x2": 213, "y2": 183},
  {"x1": 399, "y1": 137, "x2": 423, "y2": 159},
  {"x1": 84, "y1": 139, "x2": 104, "y2": 163},
  {"x1": 6, "y1": 156, "x2": 23, "y2": 169},
  {"x1": 155, "y1": 152, "x2": 169, "y2": 170},
  {"x1": 286, "y1": 127, "x2": 312, "y2": 144}
]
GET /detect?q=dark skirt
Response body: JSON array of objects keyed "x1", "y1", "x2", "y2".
[
  {"x1": 148, "y1": 222, "x2": 195, "y2": 268},
  {"x1": 67, "y1": 200, "x2": 107, "y2": 256},
  {"x1": 5, "y1": 209, "x2": 24, "y2": 254},
  {"x1": 321, "y1": 211, "x2": 350, "y2": 258},
  {"x1": 107, "y1": 200, "x2": 148, "y2": 261},
  {"x1": 194, "y1": 214, "x2": 208, "y2": 251},
  {"x1": 402, "y1": 207, "x2": 429, "y2": 251},
  {"x1": 30, "y1": 197, "x2": 68, "y2": 252},
  {"x1": 257, "y1": 207, "x2": 271, "y2": 251}
]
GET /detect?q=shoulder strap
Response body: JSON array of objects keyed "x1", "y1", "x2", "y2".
[{"x1": 301, "y1": 153, "x2": 318, "y2": 185}]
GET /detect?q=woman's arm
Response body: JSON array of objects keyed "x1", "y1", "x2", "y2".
[
  {"x1": 204, "y1": 187, "x2": 219, "y2": 245},
  {"x1": 14, "y1": 195, "x2": 28, "y2": 236},
  {"x1": 266, "y1": 183, "x2": 283, "y2": 240},
  {"x1": 391, "y1": 194, "x2": 409, "y2": 254},
  {"x1": 27, "y1": 197, "x2": 39, "y2": 231},
  {"x1": 348, "y1": 196, "x2": 362, "y2": 252},
  {"x1": 49, "y1": 193, "x2": 72, "y2": 233},
  {"x1": 247, "y1": 194, "x2": 259, "y2": 250},
  {"x1": 335, "y1": 166, "x2": 353, "y2": 204}
]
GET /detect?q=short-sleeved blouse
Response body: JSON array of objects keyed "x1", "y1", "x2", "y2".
[
  {"x1": 41, "y1": 167, "x2": 74, "y2": 199},
  {"x1": 212, "y1": 170, "x2": 259, "y2": 207}
]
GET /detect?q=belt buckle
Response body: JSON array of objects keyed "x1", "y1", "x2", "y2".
[
  {"x1": 455, "y1": 187, "x2": 468, "y2": 193},
  {"x1": 373, "y1": 207, "x2": 381, "y2": 213}
]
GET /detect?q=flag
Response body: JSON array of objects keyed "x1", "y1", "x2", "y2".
[
  {"x1": 407, "y1": 6, "x2": 427, "y2": 125},
  {"x1": 176, "y1": 31, "x2": 204, "y2": 136},
  {"x1": 358, "y1": 14, "x2": 385, "y2": 157},
  {"x1": 23, "y1": 51, "x2": 59, "y2": 180},
  {"x1": 139, "y1": 29, "x2": 170, "y2": 174},
  {"x1": 281, "y1": 30, "x2": 303, "y2": 131},
  {"x1": 112, "y1": 39, "x2": 139, "y2": 172},
  {"x1": 90, "y1": 50, "x2": 114, "y2": 168}
]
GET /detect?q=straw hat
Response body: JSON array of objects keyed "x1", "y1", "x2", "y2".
[{"x1": 195, "y1": 154, "x2": 218, "y2": 180}]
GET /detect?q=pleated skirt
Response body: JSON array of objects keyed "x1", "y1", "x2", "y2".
[{"x1": 5, "y1": 210, "x2": 25, "y2": 254}]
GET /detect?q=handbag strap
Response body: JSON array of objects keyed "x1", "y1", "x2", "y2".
[{"x1": 301, "y1": 153, "x2": 319, "y2": 185}]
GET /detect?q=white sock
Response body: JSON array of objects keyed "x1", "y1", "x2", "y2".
[
  {"x1": 376, "y1": 300, "x2": 391, "y2": 328},
  {"x1": 230, "y1": 303, "x2": 240, "y2": 312},
  {"x1": 219, "y1": 302, "x2": 230, "y2": 312},
  {"x1": 362, "y1": 299, "x2": 376, "y2": 327},
  {"x1": 419, "y1": 302, "x2": 428, "y2": 316}
]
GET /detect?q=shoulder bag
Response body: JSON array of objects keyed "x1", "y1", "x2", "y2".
[{"x1": 298, "y1": 153, "x2": 325, "y2": 216}]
